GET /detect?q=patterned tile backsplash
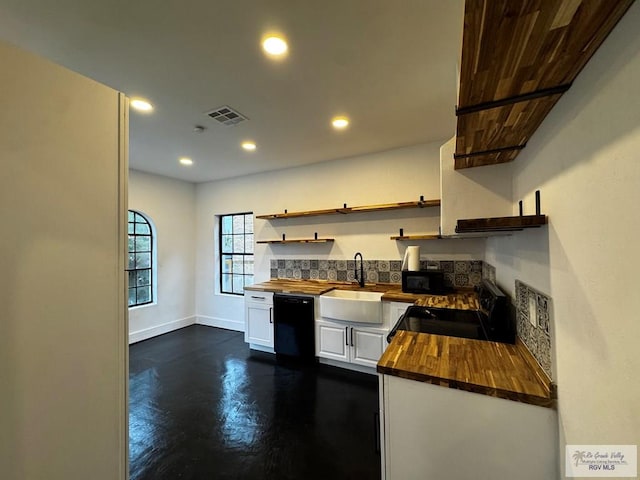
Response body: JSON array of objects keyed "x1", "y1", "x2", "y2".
[
  {"x1": 515, "y1": 280, "x2": 553, "y2": 378},
  {"x1": 270, "y1": 258, "x2": 491, "y2": 288},
  {"x1": 482, "y1": 261, "x2": 496, "y2": 283}
]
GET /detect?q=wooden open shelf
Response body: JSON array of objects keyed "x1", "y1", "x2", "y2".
[
  {"x1": 257, "y1": 238, "x2": 335, "y2": 245},
  {"x1": 256, "y1": 198, "x2": 440, "y2": 220},
  {"x1": 390, "y1": 234, "x2": 441, "y2": 241},
  {"x1": 456, "y1": 215, "x2": 547, "y2": 233},
  {"x1": 454, "y1": 0, "x2": 634, "y2": 169},
  {"x1": 391, "y1": 233, "x2": 513, "y2": 240}
]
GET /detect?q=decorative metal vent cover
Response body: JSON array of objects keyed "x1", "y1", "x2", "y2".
[{"x1": 206, "y1": 105, "x2": 248, "y2": 126}]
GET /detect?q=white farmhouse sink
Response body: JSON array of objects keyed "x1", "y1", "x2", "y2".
[{"x1": 319, "y1": 289, "x2": 383, "y2": 324}]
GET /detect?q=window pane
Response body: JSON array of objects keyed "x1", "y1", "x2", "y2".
[
  {"x1": 245, "y1": 215, "x2": 253, "y2": 233},
  {"x1": 128, "y1": 288, "x2": 136, "y2": 306},
  {"x1": 245, "y1": 234, "x2": 254, "y2": 254},
  {"x1": 128, "y1": 223, "x2": 135, "y2": 234},
  {"x1": 128, "y1": 211, "x2": 135, "y2": 222},
  {"x1": 221, "y1": 235, "x2": 233, "y2": 253},
  {"x1": 128, "y1": 235, "x2": 135, "y2": 252},
  {"x1": 134, "y1": 213, "x2": 146, "y2": 223},
  {"x1": 135, "y1": 223, "x2": 150, "y2": 235},
  {"x1": 244, "y1": 275, "x2": 254, "y2": 287},
  {"x1": 221, "y1": 255, "x2": 232, "y2": 273},
  {"x1": 137, "y1": 286, "x2": 151, "y2": 304},
  {"x1": 244, "y1": 257, "x2": 254, "y2": 275},
  {"x1": 233, "y1": 215, "x2": 244, "y2": 234},
  {"x1": 221, "y1": 216, "x2": 232, "y2": 234},
  {"x1": 135, "y1": 236, "x2": 151, "y2": 252},
  {"x1": 232, "y1": 255, "x2": 243, "y2": 274},
  {"x1": 128, "y1": 271, "x2": 136, "y2": 288},
  {"x1": 232, "y1": 275, "x2": 244, "y2": 294},
  {"x1": 136, "y1": 252, "x2": 151, "y2": 269},
  {"x1": 233, "y1": 235, "x2": 244, "y2": 253},
  {"x1": 221, "y1": 274, "x2": 232, "y2": 293},
  {"x1": 128, "y1": 253, "x2": 136, "y2": 270},
  {"x1": 136, "y1": 269, "x2": 151, "y2": 287}
]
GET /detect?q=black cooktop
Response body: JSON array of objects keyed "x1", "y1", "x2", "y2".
[
  {"x1": 387, "y1": 306, "x2": 487, "y2": 342},
  {"x1": 387, "y1": 280, "x2": 515, "y2": 344}
]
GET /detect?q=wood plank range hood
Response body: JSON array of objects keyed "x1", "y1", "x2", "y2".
[{"x1": 454, "y1": 0, "x2": 634, "y2": 170}]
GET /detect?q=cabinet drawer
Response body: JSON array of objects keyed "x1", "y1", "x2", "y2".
[{"x1": 245, "y1": 292, "x2": 274, "y2": 305}]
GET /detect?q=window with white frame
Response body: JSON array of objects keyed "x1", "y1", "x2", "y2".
[{"x1": 219, "y1": 212, "x2": 254, "y2": 294}]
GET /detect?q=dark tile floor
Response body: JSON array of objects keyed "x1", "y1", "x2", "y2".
[{"x1": 129, "y1": 325, "x2": 381, "y2": 480}]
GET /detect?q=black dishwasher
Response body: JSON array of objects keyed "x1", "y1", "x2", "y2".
[{"x1": 273, "y1": 294, "x2": 315, "y2": 360}]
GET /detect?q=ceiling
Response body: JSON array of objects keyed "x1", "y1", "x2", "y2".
[{"x1": 0, "y1": 0, "x2": 464, "y2": 183}]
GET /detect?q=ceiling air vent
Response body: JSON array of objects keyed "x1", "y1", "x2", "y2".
[{"x1": 205, "y1": 105, "x2": 248, "y2": 126}]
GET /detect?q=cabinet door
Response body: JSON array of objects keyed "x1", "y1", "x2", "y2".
[
  {"x1": 245, "y1": 302, "x2": 274, "y2": 347},
  {"x1": 317, "y1": 321, "x2": 349, "y2": 362},
  {"x1": 351, "y1": 327, "x2": 387, "y2": 368}
]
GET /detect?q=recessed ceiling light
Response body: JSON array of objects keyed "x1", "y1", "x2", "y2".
[
  {"x1": 241, "y1": 141, "x2": 257, "y2": 151},
  {"x1": 262, "y1": 36, "x2": 288, "y2": 57},
  {"x1": 179, "y1": 157, "x2": 193, "y2": 166},
  {"x1": 332, "y1": 116, "x2": 350, "y2": 129},
  {"x1": 130, "y1": 98, "x2": 153, "y2": 113}
]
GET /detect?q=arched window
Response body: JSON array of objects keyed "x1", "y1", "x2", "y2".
[{"x1": 127, "y1": 210, "x2": 155, "y2": 307}]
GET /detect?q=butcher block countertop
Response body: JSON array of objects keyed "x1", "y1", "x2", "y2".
[
  {"x1": 245, "y1": 279, "x2": 480, "y2": 309},
  {"x1": 245, "y1": 279, "x2": 338, "y2": 295},
  {"x1": 378, "y1": 330, "x2": 556, "y2": 408},
  {"x1": 246, "y1": 279, "x2": 392, "y2": 296},
  {"x1": 247, "y1": 279, "x2": 554, "y2": 407},
  {"x1": 386, "y1": 290, "x2": 479, "y2": 310}
]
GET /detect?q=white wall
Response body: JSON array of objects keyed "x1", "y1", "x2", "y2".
[
  {"x1": 483, "y1": 2, "x2": 640, "y2": 474},
  {"x1": 0, "y1": 41, "x2": 127, "y2": 480},
  {"x1": 195, "y1": 142, "x2": 486, "y2": 330},
  {"x1": 128, "y1": 170, "x2": 196, "y2": 343},
  {"x1": 440, "y1": 137, "x2": 513, "y2": 236}
]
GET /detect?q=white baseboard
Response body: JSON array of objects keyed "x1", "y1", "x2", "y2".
[
  {"x1": 129, "y1": 316, "x2": 196, "y2": 344},
  {"x1": 196, "y1": 315, "x2": 244, "y2": 332}
]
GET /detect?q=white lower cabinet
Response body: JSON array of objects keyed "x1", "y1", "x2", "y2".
[
  {"x1": 351, "y1": 327, "x2": 387, "y2": 367},
  {"x1": 316, "y1": 319, "x2": 388, "y2": 368},
  {"x1": 243, "y1": 296, "x2": 405, "y2": 365},
  {"x1": 244, "y1": 292, "x2": 274, "y2": 349},
  {"x1": 316, "y1": 320, "x2": 349, "y2": 362},
  {"x1": 379, "y1": 373, "x2": 558, "y2": 480}
]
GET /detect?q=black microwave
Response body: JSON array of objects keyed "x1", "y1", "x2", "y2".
[{"x1": 401, "y1": 270, "x2": 446, "y2": 294}]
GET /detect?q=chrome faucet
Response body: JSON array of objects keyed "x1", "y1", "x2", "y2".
[{"x1": 354, "y1": 252, "x2": 365, "y2": 288}]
